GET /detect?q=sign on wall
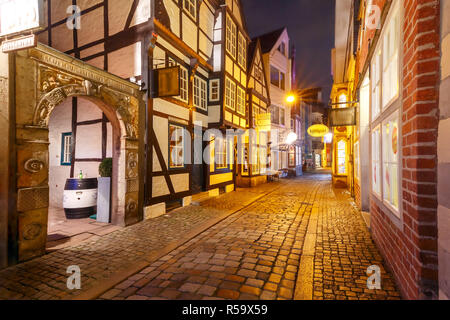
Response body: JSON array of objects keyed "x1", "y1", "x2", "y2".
[
  {"x1": 1, "y1": 34, "x2": 37, "y2": 53},
  {"x1": 255, "y1": 113, "x2": 271, "y2": 131},
  {"x1": 307, "y1": 124, "x2": 329, "y2": 138},
  {"x1": 329, "y1": 107, "x2": 357, "y2": 127},
  {"x1": 0, "y1": 0, "x2": 45, "y2": 37},
  {"x1": 154, "y1": 66, "x2": 181, "y2": 98}
]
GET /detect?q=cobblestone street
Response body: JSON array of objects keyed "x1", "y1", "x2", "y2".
[{"x1": 0, "y1": 173, "x2": 401, "y2": 300}]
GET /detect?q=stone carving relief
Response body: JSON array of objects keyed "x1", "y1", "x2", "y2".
[
  {"x1": 22, "y1": 223, "x2": 42, "y2": 241},
  {"x1": 126, "y1": 151, "x2": 139, "y2": 179},
  {"x1": 126, "y1": 198, "x2": 138, "y2": 216},
  {"x1": 33, "y1": 65, "x2": 139, "y2": 139},
  {"x1": 24, "y1": 159, "x2": 45, "y2": 174}
]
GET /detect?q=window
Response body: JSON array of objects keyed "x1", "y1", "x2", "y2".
[
  {"x1": 226, "y1": 15, "x2": 236, "y2": 58},
  {"x1": 369, "y1": 3, "x2": 401, "y2": 217},
  {"x1": 371, "y1": 50, "x2": 381, "y2": 119},
  {"x1": 236, "y1": 86, "x2": 246, "y2": 115},
  {"x1": 289, "y1": 146, "x2": 295, "y2": 167},
  {"x1": 355, "y1": 141, "x2": 361, "y2": 182},
  {"x1": 382, "y1": 112, "x2": 399, "y2": 212},
  {"x1": 183, "y1": 0, "x2": 197, "y2": 20},
  {"x1": 61, "y1": 133, "x2": 73, "y2": 166},
  {"x1": 278, "y1": 42, "x2": 286, "y2": 56},
  {"x1": 280, "y1": 107, "x2": 285, "y2": 126},
  {"x1": 372, "y1": 126, "x2": 381, "y2": 196},
  {"x1": 271, "y1": 105, "x2": 280, "y2": 124},
  {"x1": 225, "y1": 77, "x2": 236, "y2": 111},
  {"x1": 337, "y1": 140, "x2": 347, "y2": 175},
  {"x1": 209, "y1": 79, "x2": 220, "y2": 102},
  {"x1": 169, "y1": 124, "x2": 185, "y2": 169},
  {"x1": 382, "y1": 7, "x2": 400, "y2": 107},
  {"x1": 194, "y1": 76, "x2": 207, "y2": 110},
  {"x1": 178, "y1": 65, "x2": 188, "y2": 103},
  {"x1": 238, "y1": 32, "x2": 246, "y2": 68},
  {"x1": 270, "y1": 66, "x2": 285, "y2": 90},
  {"x1": 215, "y1": 137, "x2": 228, "y2": 169}
]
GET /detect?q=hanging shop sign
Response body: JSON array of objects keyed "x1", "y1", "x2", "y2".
[
  {"x1": 0, "y1": 0, "x2": 45, "y2": 37},
  {"x1": 307, "y1": 124, "x2": 329, "y2": 138},
  {"x1": 255, "y1": 113, "x2": 271, "y2": 131},
  {"x1": 329, "y1": 107, "x2": 357, "y2": 127},
  {"x1": 312, "y1": 141, "x2": 325, "y2": 150},
  {"x1": 154, "y1": 66, "x2": 181, "y2": 98},
  {"x1": 1, "y1": 34, "x2": 37, "y2": 53}
]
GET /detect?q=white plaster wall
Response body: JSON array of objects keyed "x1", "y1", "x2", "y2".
[
  {"x1": 49, "y1": 98, "x2": 109, "y2": 209},
  {"x1": 108, "y1": 42, "x2": 142, "y2": 79},
  {"x1": 48, "y1": 99, "x2": 72, "y2": 209}
]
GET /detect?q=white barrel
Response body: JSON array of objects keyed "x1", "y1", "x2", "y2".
[{"x1": 63, "y1": 178, "x2": 98, "y2": 219}]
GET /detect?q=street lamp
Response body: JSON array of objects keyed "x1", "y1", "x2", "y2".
[
  {"x1": 285, "y1": 132, "x2": 298, "y2": 145},
  {"x1": 286, "y1": 94, "x2": 296, "y2": 103}
]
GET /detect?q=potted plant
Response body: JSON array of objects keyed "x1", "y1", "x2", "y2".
[{"x1": 97, "y1": 158, "x2": 112, "y2": 223}]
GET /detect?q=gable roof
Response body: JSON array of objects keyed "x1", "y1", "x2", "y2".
[
  {"x1": 247, "y1": 38, "x2": 271, "y2": 104},
  {"x1": 253, "y1": 27, "x2": 286, "y2": 53}
]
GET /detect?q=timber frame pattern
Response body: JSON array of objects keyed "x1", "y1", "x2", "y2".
[{"x1": 12, "y1": 44, "x2": 144, "y2": 263}]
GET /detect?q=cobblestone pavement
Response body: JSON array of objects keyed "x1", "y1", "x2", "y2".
[
  {"x1": 0, "y1": 182, "x2": 277, "y2": 300},
  {"x1": 99, "y1": 174, "x2": 401, "y2": 300}
]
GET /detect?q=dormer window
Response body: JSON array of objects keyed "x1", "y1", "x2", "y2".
[
  {"x1": 278, "y1": 42, "x2": 286, "y2": 56},
  {"x1": 184, "y1": 0, "x2": 197, "y2": 20}
]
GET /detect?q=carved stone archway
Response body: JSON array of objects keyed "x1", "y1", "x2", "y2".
[{"x1": 13, "y1": 44, "x2": 144, "y2": 262}]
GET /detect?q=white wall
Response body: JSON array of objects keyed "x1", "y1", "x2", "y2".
[
  {"x1": 48, "y1": 99, "x2": 72, "y2": 209},
  {"x1": 48, "y1": 98, "x2": 111, "y2": 209}
]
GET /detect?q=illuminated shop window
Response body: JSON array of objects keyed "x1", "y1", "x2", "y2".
[
  {"x1": 382, "y1": 113, "x2": 399, "y2": 213},
  {"x1": 372, "y1": 126, "x2": 381, "y2": 196},
  {"x1": 337, "y1": 140, "x2": 347, "y2": 175}
]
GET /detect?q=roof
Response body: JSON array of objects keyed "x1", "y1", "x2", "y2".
[
  {"x1": 247, "y1": 40, "x2": 258, "y2": 70},
  {"x1": 252, "y1": 27, "x2": 286, "y2": 53}
]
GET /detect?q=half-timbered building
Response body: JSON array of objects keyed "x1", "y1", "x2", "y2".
[
  {"x1": 33, "y1": 0, "x2": 252, "y2": 220},
  {"x1": 236, "y1": 38, "x2": 271, "y2": 187}
]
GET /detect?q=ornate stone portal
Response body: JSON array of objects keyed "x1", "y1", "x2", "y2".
[{"x1": 14, "y1": 43, "x2": 144, "y2": 262}]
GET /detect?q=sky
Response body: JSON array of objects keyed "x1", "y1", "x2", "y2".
[{"x1": 241, "y1": 0, "x2": 335, "y2": 103}]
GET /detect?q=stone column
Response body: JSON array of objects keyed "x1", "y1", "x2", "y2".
[{"x1": 0, "y1": 52, "x2": 11, "y2": 268}]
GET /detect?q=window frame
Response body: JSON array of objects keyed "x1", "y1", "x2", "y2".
[
  {"x1": 225, "y1": 77, "x2": 236, "y2": 111},
  {"x1": 215, "y1": 136, "x2": 228, "y2": 170},
  {"x1": 226, "y1": 15, "x2": 237, "y2": 59},
  {"x1": 194, "y1": 75, "x2": 207, "y2": 111},
  {"x1": 369, "y1": 1, "x2": 403, "y2": 222},
  {"x1": 209, "y1": 79, "x2": 220, "y2": 102},
  {"x1": 236, "y1": 85, "x2": 246, "y2": 116},
  {"x1": 168, "y1": 123, "x2": 186, "y2": 170},
  {"x1": 237, "y1": 32, "x2": 246, "y2": 68},
  {"x1": 61, "y1": 132, "x2": 73, "y2": 166},
  {"x1": 183, "y1": 0, "x2": 197, "y2": 21}
]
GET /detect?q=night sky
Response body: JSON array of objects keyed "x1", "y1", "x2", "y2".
[{"x1": 241, "y1": 0, "x2": 335, "y2": 103}]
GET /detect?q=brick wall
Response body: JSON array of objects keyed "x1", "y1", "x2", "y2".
[{"x1": 370, "y1": 0, "x2": 441, "y2": 299}]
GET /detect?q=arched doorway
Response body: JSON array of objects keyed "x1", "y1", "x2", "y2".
[
  {"x1": 47, "y1": 96, "x2": 118, "y2": 250},
  {"x1": 12, "y1": 44, "x2": 144, "y2": 263}
]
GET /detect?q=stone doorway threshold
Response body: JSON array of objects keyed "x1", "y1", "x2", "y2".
[{"x1": 47, "y1": 208, "x2": 122, "y2": 252}]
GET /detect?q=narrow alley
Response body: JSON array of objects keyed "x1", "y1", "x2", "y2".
[{"x1": 0, "y1": 173, "x2": 400, "y2": 300}]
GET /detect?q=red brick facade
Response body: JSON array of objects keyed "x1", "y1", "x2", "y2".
[{"x1": 357, "y1": 0, "x2": 441, "y2": 299}]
